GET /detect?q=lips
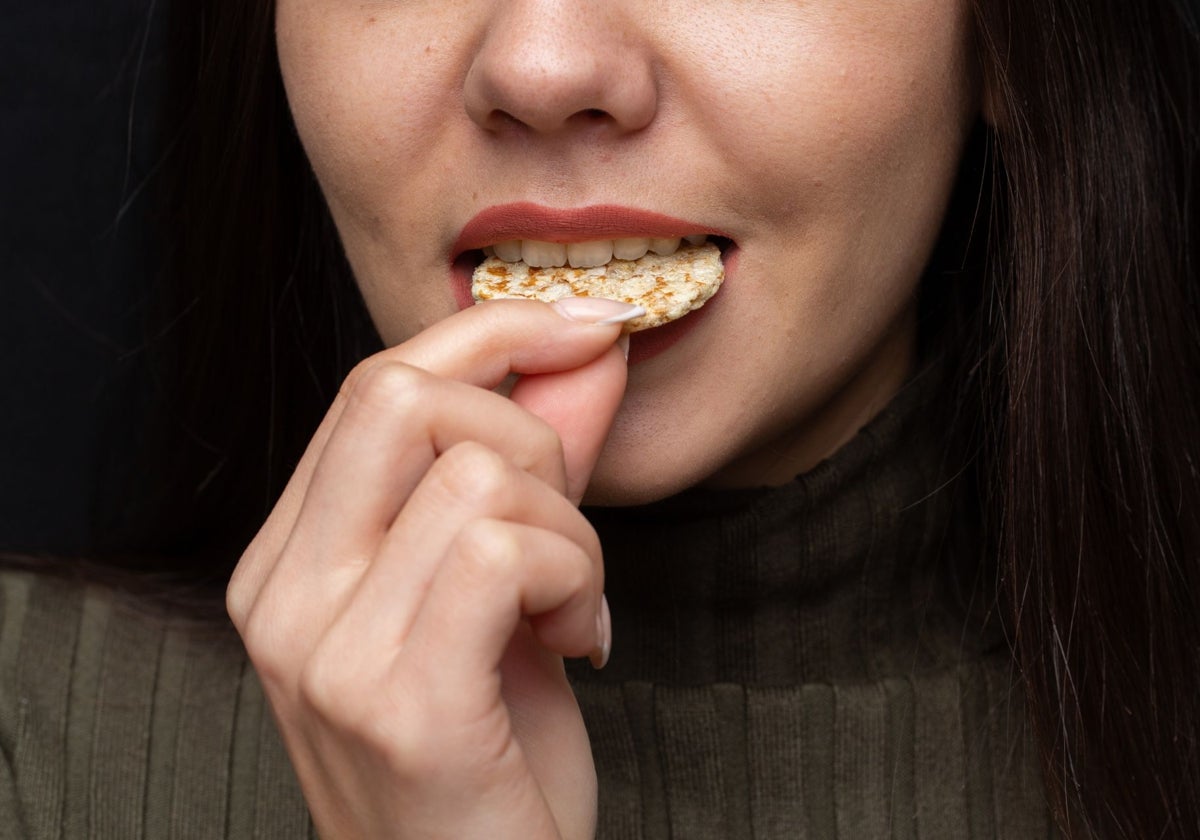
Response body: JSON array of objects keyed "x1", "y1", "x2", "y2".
[
  {"x1": 451, "y1": 202, "x2": 730, "y2": 258},
  {"x1": 450, "y1": 202, "x2": 737, "y2": 363}
]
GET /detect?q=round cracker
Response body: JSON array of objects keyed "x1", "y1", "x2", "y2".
[{"x1": 471, "y1": 242, "x2": 724, "y2": 332}]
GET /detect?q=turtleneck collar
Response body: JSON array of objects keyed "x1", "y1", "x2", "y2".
[{"x1": 575, "y1": 367, "x2": 997, "y2": 687}]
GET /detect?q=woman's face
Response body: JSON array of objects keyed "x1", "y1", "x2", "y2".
[{"x1": 277, "y1": 0, "x2": 979, "y2": 503}]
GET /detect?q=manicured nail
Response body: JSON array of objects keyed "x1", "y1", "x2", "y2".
[
  {"x1": 552, "y1": 297, "x2": 645, "y2": 326},
  {"x1": 616, "y1": 334, "x2": 631, "y2": 360},
  {"x1": 590, "y1": 595, "x2": 612, "y2": 670}
]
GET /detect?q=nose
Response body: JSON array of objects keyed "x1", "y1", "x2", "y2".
[{"x1": 463, "y1": 1, "x2": 658, "y2": 137}]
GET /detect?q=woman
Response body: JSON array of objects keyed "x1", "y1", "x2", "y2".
[{"x1": 2, "y1": 0, "x2": 1197, "y2": 837}]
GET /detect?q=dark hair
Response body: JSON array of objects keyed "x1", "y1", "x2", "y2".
[
  {"x1": 967, "y1": 0, "x2": 1200, "y2": 835},
  {"x1": 95, "y1": 0, "x2": 378, "y2": 579},
  {"x1": 105, "y1": 0, "x2": 1200, "y2": 835}
]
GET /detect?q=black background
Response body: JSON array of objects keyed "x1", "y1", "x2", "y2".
[{"x1": 1, "y1": 2, "x2": 167, "y2": 553}]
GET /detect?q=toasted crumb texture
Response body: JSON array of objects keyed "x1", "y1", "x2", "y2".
[{"x1": 471, "y1": 242, "x2": 724, "y2": 332}]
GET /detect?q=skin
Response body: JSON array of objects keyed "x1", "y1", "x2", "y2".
[
  {"x1": 229, "y1": 1, "x2": 981, "y2": 836},
  {"x1": 275, "y1": 0, "x2": 979, "y2": 500}
]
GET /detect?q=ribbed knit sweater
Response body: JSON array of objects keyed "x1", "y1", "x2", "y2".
[{"x1": 0, "y1": 373, "x2": 1055, "y2": 838}]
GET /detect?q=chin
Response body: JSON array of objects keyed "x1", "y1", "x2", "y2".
[
  {"x1": 581, "y1": 447, "x2": 714, "y2": 507},
  {"x1": 581, "y1": 477, "x2": 679, "y2": 508}
]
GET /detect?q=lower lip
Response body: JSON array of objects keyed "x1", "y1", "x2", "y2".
[
  {"x1": 450, "y1": 246, "x2": 738, "y2": 366},
  {"x1": 627, "y1": 286, "x2": 718, "y2": 365}
]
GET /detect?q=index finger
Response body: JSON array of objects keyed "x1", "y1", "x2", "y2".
[
  {"x1": 389, "y1": 297, "x2": 638, "y2": 384},
  {"x1": 239, "y1": 298, "x2": 638, "y2": 574}
]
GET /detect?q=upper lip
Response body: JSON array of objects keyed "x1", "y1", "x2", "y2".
[{"x1": 451, "y1": 202, "x2": 728, "y2": 260}]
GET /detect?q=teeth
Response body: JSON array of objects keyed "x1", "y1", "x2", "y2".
[
  {"x1": 649, "y1": 236, "x2": 682, "y2": 256},
  {"x1": 493, "y1": 240, "x2": 522, "y2": 261},
  {"x1": 490, "y1": 235, "x2": 708, "y2": 266},
  {"x1": 567, "y1": 240, "x2": 614, "y2": 268},
  {"x1": 612, "y1": 237, "x2": 650, "y2": 261},
  {"x1": 522, "y1": 240, "x2": 567, "y2": 268}
]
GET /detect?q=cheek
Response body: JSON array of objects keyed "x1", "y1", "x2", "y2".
[
  {"x1": 276, "y1": 5, "x2": 476, "y2": 342},
  {"x1": 736, "y1": 6, "x2": 977, "y2": 341},
  {"x1": 698, "y1": 1, "x2": 977, "y2": 225},
  {"x1": 277, "y1": 7, "x2": 462, "y2": 232}
]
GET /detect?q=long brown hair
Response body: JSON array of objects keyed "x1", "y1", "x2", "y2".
[
  {"x1": 105, "y1": 0, "x2": 1200, "y2": 835},
  {"x1": 96, "y1": 0, "x2": 377, "y2": 576},
  {"x1": 967, "y1": 0, "x2": 1200, "y2": 834}
]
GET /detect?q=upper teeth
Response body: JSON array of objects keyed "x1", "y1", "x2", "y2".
[{"x1": 488, "y1": 234, "x2": 708, "y2": 269}]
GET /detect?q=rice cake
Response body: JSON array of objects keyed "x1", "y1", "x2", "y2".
[{"x1": 471, "y1": 242, "x2": 723, "y2": 332}]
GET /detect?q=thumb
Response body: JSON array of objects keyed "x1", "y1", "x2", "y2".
[{"x1": 508, "y1": 338, "x2": 628, "y2": 505}]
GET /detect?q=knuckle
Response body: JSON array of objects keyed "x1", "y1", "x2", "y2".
[
  {"x1": 225, "y1": 589, "x2": 249, "y2": 633},
  {"x1": 225, "y1": 571, "x2": 252, "y2": 631},
  {"x1": 338, "y1": 356, "x2": 381, "y2": 400},
  {"x1": 225, "y1": 539, "x2": 270, "y2": 629},
  {"x1": 296, "y1": 648, "x2": 348, "y2": 719},
  {"x1": 453, "y1": 519, "x2": 523, "y2": 581},
  {"x1": 563, "y1": 545, "x2": 595, "y2": 600},
  {"x1": 238, "y1": 602, "x2": 292, "y2": 687},
  {"x1": 349, "y1": 360, "x2": 426, "y2": 415},
  {"x1": 582, "y1": 523, "x2": 605, "y2": 572},
  {"x1": 380, "y1": 705, "x2": 445, "y2": 778},
  {"x1": 548, "y1": 539, "x2": 596, "y2": 607},
  {"x1": 526, "y1": 416, "x2": 566, "y2": 469},
  {"x1": 435, "y1": 442, "x2": 513, "y2": 509},
  {"x1": 297, "y1": 641, "x2": 397, "y2": 738}
]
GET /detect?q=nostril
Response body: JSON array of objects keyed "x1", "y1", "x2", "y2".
[
  {"x1": 490, "y1": 110, "x2": 526, "y2": 131},
  {"x1": 564, "y1": 108, "x2": 615, "y2": 132},
  {"x1": 462, "y1": 21, "x2": 658, "y2": 136}
]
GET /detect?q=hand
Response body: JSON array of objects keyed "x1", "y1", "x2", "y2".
[{"x1": 226, "y1": 298, "x2": 638, "y2": 839}]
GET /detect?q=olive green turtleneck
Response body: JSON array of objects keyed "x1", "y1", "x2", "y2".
[
  {"x1": 0, "y1": 371, "x2": 1055, "y2": 838},
  {"x1": 569, "y1": 369, "x2": 1054, "y2": 838}
]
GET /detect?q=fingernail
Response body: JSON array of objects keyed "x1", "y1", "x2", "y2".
[
  {"x1": 590, "y1": 595, "x2": 612, "y2": 670},
  {"x1": 552, "y1": 297, "x2": 645, "y2": 326},
  {"x1": 616, "y1": 333, "x2": 631, "y2": 360}
]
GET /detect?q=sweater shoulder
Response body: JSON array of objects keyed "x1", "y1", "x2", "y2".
[{"x1": 0, "y1": 567, "x2": 312, "y2": 839}]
